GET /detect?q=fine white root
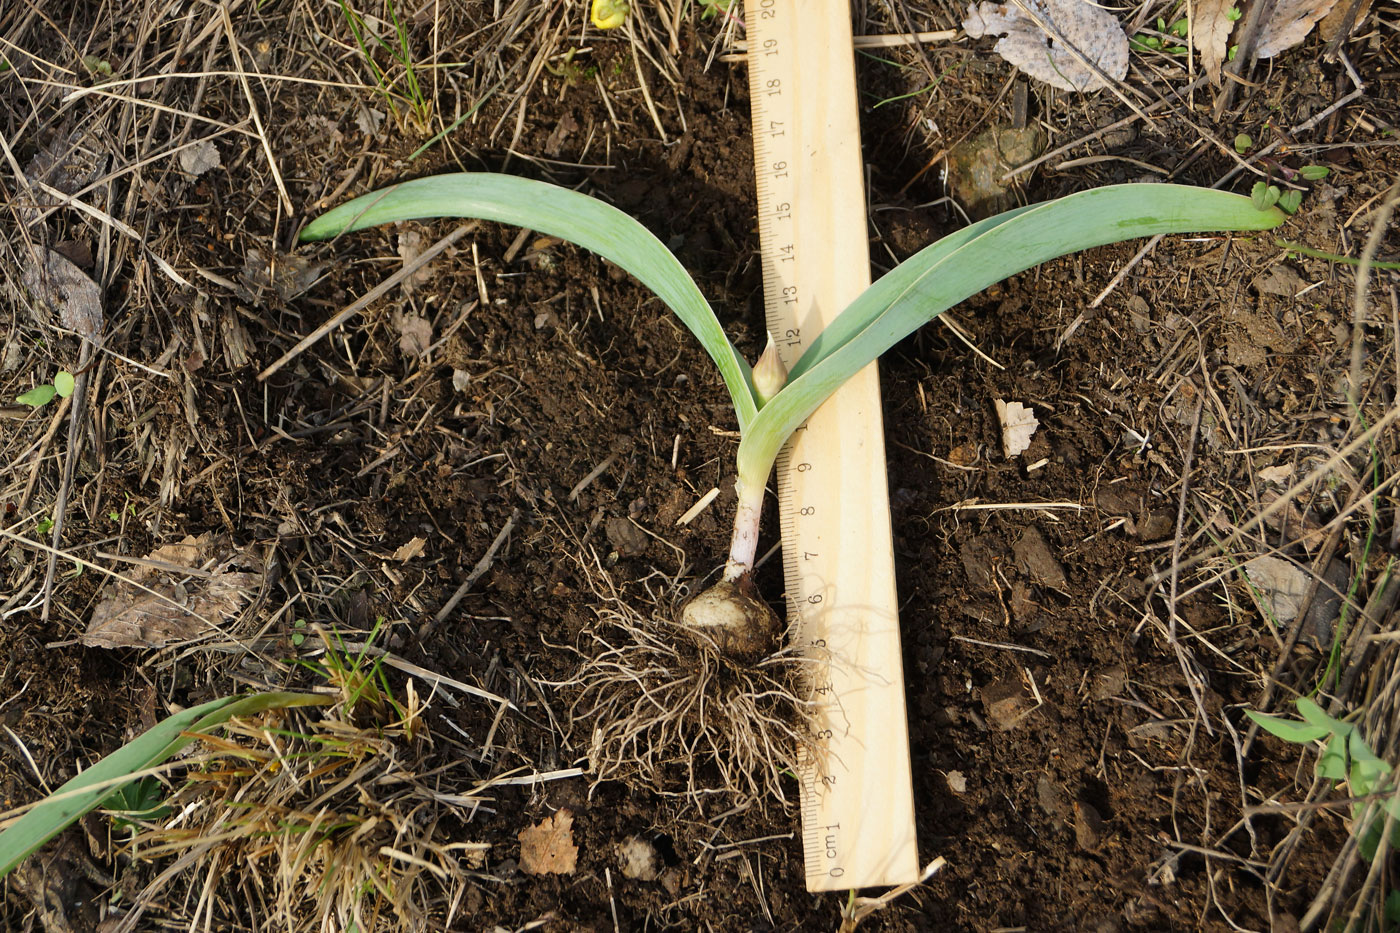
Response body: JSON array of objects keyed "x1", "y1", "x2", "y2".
[{"x1": 550, "y1": 558, "x2": 811, "y2": 811}]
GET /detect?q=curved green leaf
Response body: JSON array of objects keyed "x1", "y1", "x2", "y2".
[
  {"x1": 737, "y1": 186, "x2": 1286, "y2": 483},
  {"x1": 0, "y1": 691, "x2": 329, "y2": 880},
  {"x1": 1244, "y1": 709, "x2": 1330, "y2": 744},
  {"x1": 300, "y1": 173, "x2": 758, "y2": 430},
  {"x1": 16, "y1": 384, "x2": 56, "y2": 408}
]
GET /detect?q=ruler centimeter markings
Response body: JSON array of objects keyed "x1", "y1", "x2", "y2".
[{"x1": 742, "y1": 0, "x2": 919, "y2": 891}]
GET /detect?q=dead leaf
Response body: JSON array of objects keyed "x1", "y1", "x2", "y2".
[
  {"x1": 519, "y1": 810, "x2": 578, "y2": 875},
  {"x1": 544, "y1": 113, "x2": 579, "y2": 157},
  {"x1": 21, "y1": 245, "x2": 103, "y2": 339},
  {"x1": 995, "y1": 398, "x2": 1040, "y2": 458},
  {"x1": 178, "y1": 140, "x2": 221, "y2": 176},
  {"x1": 1191, "y1": 0, "x2": 1237, "y2": 85},
  {"x1": 393, "y1": 310, "x2": 433, "y2": 357},
  {"x1": 963, "y1": 0, "x2": 1128, "y2": 92},
  {"x1": 238, "y1": 249, "x2": 323, "y2": 302},
  {"x1": 84, "y1": 535, "x2": 262, "y2": 649},
  {"x1": 1242, "y1": 555, "x2": 1310, "y2": 624},
  {"x1": 355, "y1": 105, "x2": 385, "y2": 137},
  {"x1": 396, "y1": 229, "x2": 435, "y2": 294},
  {"x1": 1257, "y1": 463, "x2": 1294, "y2": 485},
  {"x1": 1319, "y1": 0, "x2": 1372, "y2": 40},
  {"x1": 1256, "y1": 0, "x2": 1342, "y2": 57},
  {"x1": 392, "y1": 536, "x2": 427, "y2": 561}
]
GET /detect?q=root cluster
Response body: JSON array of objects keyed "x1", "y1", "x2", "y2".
[{"x1": 557, "y1": 574, "x2": 813, "y2": 812}]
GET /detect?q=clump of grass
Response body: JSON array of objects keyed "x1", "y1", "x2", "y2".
[{"x1": 107, "y1": 625, "x2": 487, "y2": 933}]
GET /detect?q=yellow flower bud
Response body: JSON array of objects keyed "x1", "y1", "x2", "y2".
[
  {"x1": 752, "y1": 333, "x2": 788, "y2": 407},
  {"x1": 591, "y1": 0, "x2": 628, "y2": 29}
]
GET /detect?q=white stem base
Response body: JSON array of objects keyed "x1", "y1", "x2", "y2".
[{"x1": 722, "y1": 478, "x2": 766, "y2": 583}]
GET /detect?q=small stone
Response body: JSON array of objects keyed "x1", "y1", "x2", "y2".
[{"x1": 616, "y1": 835, "x2": 661, "y2": 881}]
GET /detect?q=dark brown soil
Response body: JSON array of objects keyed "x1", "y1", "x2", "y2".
[{"x1": 3, "y1": 2, "x2": 1399, "y2": 931}]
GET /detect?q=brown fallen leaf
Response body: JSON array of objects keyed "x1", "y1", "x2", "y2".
[
  {"x1": 393, "y1": 310, "x2": 433, "y2": 357},
  {"x1": 392, "y1": 536, "x2": 427, "y2": 562},
  {"x1": 22, "y1": 245, "x2": 104, "y2": 340},
  {"x1": 1256, "y1": 0, "x2": 1342, "y2": 57},
  {"x1": 519, "y1": 809, "x2": 578, "y2": 875},
  {"x1": 396, "y1": 228, "x2": 435, "y2": 295},
  {"x1": 963, "y1": 0, "x2": 1128, "y2": 93},
  {"x1": 1191, "y1": 0, "x2": 1238, "y2": 85},
  {"x1": 84, "y1": 535, "x2": 262, "y2": 649},
  {"x1": 1319, "y1": 0, "x2": 1372, "y2": 40}
]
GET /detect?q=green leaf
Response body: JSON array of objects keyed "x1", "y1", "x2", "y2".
[
  {"x1": 1252, "y1": 181, "x2": 1280, "y2": 210},
  {"x1": 1244, "y1": 709, "x2": 1330, "y2": 744},
  {"x1": 1234, "y1": 134, "x2": 1253, "y2": 154},
  {"x1": 1296, "y1": 697, "x2": 1350, "y2": 734},
  {"x1": 734, "y1": 185, "x2": 1286, "y2": 484},
  {"x1": 0, "y1": 691, "x2": 329, "y2": 880},
  {"x1": 1277, "y1": 190, "x2": 1302, "y2": 214},
  {"x1": 1348, "y1": 730, "x2": 1390, "y2": 795},
  {"x1": 1299, "y1": 164, "x2": 1330, "y2": 181},
  {"x1": 52, "y1": 371, "x2": 75, "y2": 398},
  {"x1": 16, "y1": 384, "x2": 56, "y2": 407},
  {"x1": 300, "y1": 173, "x2": 758, "y2": 431},
  {"x1": 1319, "y1": 731, "x2": 1349, "y2": 780}
]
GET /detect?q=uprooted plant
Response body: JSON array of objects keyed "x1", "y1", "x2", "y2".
[{"x1": 301, "y1": 173, "x2": 1286, "y2": 659}]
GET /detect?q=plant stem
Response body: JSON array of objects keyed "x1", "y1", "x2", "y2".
[{"x1": 722, "y1": 478, "x2": 767, "y2": 583}]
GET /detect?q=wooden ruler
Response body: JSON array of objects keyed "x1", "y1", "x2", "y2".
[{"x1": 742, "y1": 0, "x2": 919, "y2": 891}]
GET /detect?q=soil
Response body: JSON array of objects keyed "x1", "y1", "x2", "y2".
[{"x1": 2, "y1": 2, "x2": 1399, "y2": 932}]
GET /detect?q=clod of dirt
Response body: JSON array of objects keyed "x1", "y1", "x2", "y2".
[
  {"x1": 605, "y1": 516, "x2": 650, "y2": 558},
  {"x1": 945, "y1": 125, "x2": 1045, "y2": 219},
  {"x1": 616, "y1": 835, "x2": 662, "y2": 881},
  {"x1": 1012, "y1": 526, "x2": 1068, "y2": 591},
  {"x1": 1074, "y1": 799, "x2": 1106, "y2": 851},
  {"x1": 981, "y1": 676, "x2": 1035, "y2": 731},
  {"x1": 679, "y1": 578, "x2": 781, "y2": 661},
  {"x1": 519, "y1": 809, "x2": 579, "y2": 876}
]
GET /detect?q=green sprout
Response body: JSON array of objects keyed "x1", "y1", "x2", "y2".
[
  {"x1": 1248, "y1": 698, "x2": 1400, "y2": 861},
  {"x1": 1234, "y1": 133, "x2": 1253, "y2": 154},
  {"x1": 300, "y1": 173, "x2": 1285, "y2": 657},
  {"x1": 16, "y1": 369, "x2": 75, "y2": 408}
]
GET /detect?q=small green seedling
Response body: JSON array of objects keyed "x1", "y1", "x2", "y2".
[
  {"x1": 301, "y1": 174, "x2": 1285, "y2": 657},
  {"x1": 1248, "y1": 698, "x2": 1400, "y2": 861},
  {"x1": 16, "y1": 370, "x2": 75, "y2": 408},
  {"x1": 1234, "y1": 133, "x2": 1253, "y2": 154},
  {"x1": 1253, "y1": 180, "x2": 1303, "y2": 215}
]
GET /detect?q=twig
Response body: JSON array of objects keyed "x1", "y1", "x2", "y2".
[
  {"x1": 1347, "y1": 176, "x2": 1400, "y2": 437},
  {"x1": 435, "y1": 508, "x2": 520, "y2": 624},
  {"x1": 40, "y1": 340, "x2": 95, "y2": 622},
  {"x1": 258, "y1": 222, "x2": 476, "y2": 381},
  {"x1": 1165, "y1": 397, "x2": 1213, "y2": 734}
]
